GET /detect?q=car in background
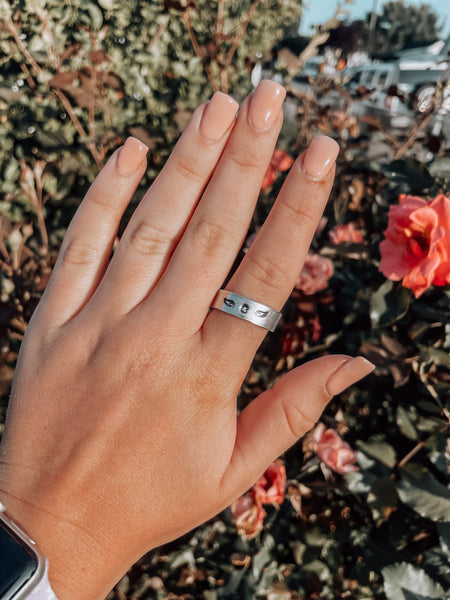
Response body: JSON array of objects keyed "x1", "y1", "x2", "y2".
[{"x1": 348, "y1": 61, "x2": 450, "y2": 136}]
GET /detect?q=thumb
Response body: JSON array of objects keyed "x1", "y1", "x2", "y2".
[{"x1": 221, "y1": 355, "x2": 374, "y2": 499}]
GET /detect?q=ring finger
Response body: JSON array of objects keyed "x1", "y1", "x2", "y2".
[{"x1": 203, "y1": 135, "x2": 339, "y2": 370}]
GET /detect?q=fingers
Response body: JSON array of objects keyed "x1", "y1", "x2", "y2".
[
  {"x1": 89, "y1": 92, "x2": 239, "y2": 317},
  {"x1": 35, "y1": 138, "x2": 149, "y2": 328},
  {"x1": 203, "y1": 135, "x2": 339, "y2": 368},
  {"x1": 220, "y1": 356, "x2": 375, "y2": 499},
  {"x1": 144, "y1": 80, "x2": 286, "y2": 332}
]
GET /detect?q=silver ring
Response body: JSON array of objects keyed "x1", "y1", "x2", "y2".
[{"x1": 211, "y1": 289, "x2": 282, "y2": 332}]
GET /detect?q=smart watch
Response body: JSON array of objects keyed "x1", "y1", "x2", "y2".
[{"x1": 0, "y1": 501, "x2": 58, "y2": 599}]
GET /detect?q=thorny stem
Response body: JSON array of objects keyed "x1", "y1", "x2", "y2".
[{"x1": 4, "y1": 16, "x2": 105, "y2": 170}]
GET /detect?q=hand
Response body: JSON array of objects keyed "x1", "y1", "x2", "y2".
[{"x1": 0, "y1": 80, "x2": 373, "y2": 600}]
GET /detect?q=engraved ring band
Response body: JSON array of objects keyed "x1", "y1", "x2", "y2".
[{"x1": 211, "y1": 289, "x2": 282, "y2": 332}]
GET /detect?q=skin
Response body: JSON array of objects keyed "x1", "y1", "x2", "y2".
[{"x1": 0, "y1": 84, "x2": 372, "y2": 600}]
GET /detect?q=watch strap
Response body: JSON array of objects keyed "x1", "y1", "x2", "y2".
[{"x1": 28, "y1": 559, "x2": 58, "y2": 600}]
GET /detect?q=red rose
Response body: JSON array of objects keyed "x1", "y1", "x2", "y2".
[
  {"x1": 250, "y1": 461, "x2": 286, "y2": 505},
  {"x1": 295, "y1": 253, "x2": 334, "y2": 295},
  {"x1": 379, "y1": 194, "x2": 450, "y2": 297},
  {"x1": 313, "y1": 423, "x2": 359, "y2": 474},
  {"x1": 261, "y1": 149, "x2": 293, "y2": 192}
]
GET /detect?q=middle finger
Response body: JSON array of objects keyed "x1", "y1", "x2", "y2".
[{"x1": 145, "y1": 80, "x2": 286, "y2": 333}]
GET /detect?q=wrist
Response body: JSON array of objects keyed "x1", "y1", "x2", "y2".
[{"x1": 0, "y1": 485, "x2": 114, "y2": 600}]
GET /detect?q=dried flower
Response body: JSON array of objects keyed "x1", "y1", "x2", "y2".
[
  {"x1": 313, "y1": 423, "x2": 359, "y2": 474},
  {"x1": 230, "y1": 494, "x2": 265, "y2": 540},
  {"x1": 379, "y1": 194, "x2": 450, "y2": 297},
  {"x1": 261, "y1": 149, "x2": 293, "y2": 192},
  {"x1": 329, "y1": 222, "x2": 363, "y2": 244},
  {"x1": 295, "y1": 253, "x2": 334, "y2": 295}
]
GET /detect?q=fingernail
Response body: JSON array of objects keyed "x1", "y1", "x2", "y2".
[
  {"x1": 325, "y1": 357, "x2": 375, "y2": 396},
  {"x1": 301, "y1": 135, "x2": 339, "y2": 180},
  {"x1": 247, "y1": 79, "x2": 286, "y2": 131},
  {"x1": 199, "y1": 92, "x2": 239, "y2": 141},
  {"x1": 116, "y1": 137, "x2": 149, "y2": 175}
]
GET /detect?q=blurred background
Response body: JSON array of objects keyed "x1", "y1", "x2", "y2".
[{"x1": 0, "y1": 1, "x2": 449, "y2": 599}]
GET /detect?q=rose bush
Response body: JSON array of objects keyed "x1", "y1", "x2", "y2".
[{"x1": 379, "y1": 193, "x2": 450, "y2": 297}]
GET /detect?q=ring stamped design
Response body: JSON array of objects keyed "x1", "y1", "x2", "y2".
[{"x1": 211, "y1": 289, "x2": 282, "y2": 332}]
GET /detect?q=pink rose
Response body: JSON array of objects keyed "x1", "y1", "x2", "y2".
[
  {"x1": 230, "y1": 494, "x2": 265, "y2": 540},
  {"x1": 329, "y1": 222, "x2": 363, "y2": 244},
  {"x1": 379, "y1": 194, "x2": 450, "y2": 298},
  {"x1": 295, "y1": 253, "x2": 334, "y2": 295},
  {"x1": 250, "y1": 461, "x2": 286, "y2": 505},
  {"x1": 313, "y1": 423, "x2": 359, "y2": 474}
]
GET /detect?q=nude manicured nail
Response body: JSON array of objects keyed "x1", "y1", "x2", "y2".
[
  {"x1": 117, "y1": 137, "x2": 149, "y2": 175},
  {"x1": 301, "y1": 135, "x2": 339, "y2": 180},
  {"x1": 325, "y1": 357, "x2": 375, "y2": 397},
  {"x1": 248, "y1": 79, "x2": 286, "y2": 131},
  {"x1": 199, "y1": 92, "x2": 239, "y2": 141}
]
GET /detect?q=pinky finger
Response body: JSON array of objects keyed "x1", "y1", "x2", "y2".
[
  {"x1": 221, "y1": 355, "x2": 374, "y2": 499},
  {"x1": 35, "y1": 138, "x2": 148, "y2": 328}
]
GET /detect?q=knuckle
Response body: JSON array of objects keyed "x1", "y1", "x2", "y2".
[
  {"x1": 174, "y1": 156, "x2": 205, "y2": 184},
  {"x1": 61, "y1": 238, "x2": 100, "y2": 266},
  {"x1": 127, "y1": 221, "x2": 172, "y2": 257},
  {"x1": 280, "y1": 397, "x2": 316, "y2": 439},
  {"x1": 278, "y1": 195, "x2": 316, "y2": 227},
  {"x1": 223, "y1": 148, "x2": 260, "y2": 172},
  {"x1": 245, "y1": 252, "x2": 288, "y2": 291},
  {"x1": 188, "y1": 218, "x2": 233, "y2": 257}
]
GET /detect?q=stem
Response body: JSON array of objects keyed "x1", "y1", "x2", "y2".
[
  {"x1": 224, "y1": 0, "x2": 262, "y2": 66},
  {"x1": 183, "y1": 8, "x2": 219, "y2": 92},
  {"x1": 394, "y1": 113, "x2": 432, "y2": 160},
  {"x1": 217, "y1": 0, "x2": 224, "y2": 35}
]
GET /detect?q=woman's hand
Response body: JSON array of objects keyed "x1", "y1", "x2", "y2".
[{"x1": 0, "y1": 80, "x2": 373, "y2": 600}]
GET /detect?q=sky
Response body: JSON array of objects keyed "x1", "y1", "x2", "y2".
[{"x1": 299, "y1": 0, "x2": 450, "y2": 37}]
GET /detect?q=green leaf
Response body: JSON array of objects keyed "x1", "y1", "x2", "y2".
[
  {"x1": 356, "y1": 439, "x2": 397, "y2": 468},
  {"x1": 367, "y1": 476, "x2": 399, "y2": 524},
  {"x1": 397, "y1": 463, "x2": 450, "y2": 522},
  {"x1": 396, "y1": 406, "x2": 418, "y2": 441},
  {"x1": 370, "y1": 279, "x2": 410, "y2": 328},
  {"x1": 381, "y1": 158, "x2": 435, "y2": 191},
  {"x1": 382, "y1": 563, "x2": 446, "y2": 600}
]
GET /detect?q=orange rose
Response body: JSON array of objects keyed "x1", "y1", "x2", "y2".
[
  {"x1": 250, "y1": 461, "x2": 286, "y2": 505},
  {"x1": 329, "y1": 222, "x2": 363, "y2": 244},
  {"x1": 313, "y1": 423, "x2": 359, "y2": 474},
  {"x1": 379, "y1": 194, "x2": 450, "y2": 297},
  {"x1": 295, "y1": 253, "x2": 334, "y2": 295}
]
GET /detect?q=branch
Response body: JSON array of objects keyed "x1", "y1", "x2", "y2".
[
  {"x1": 224, "y1": 0, "x2": 262, "y2": 67},
  {"x1": 183, "y1": 8, "x2": 219, "y2": 92},
  {"x1": 5, "y1": 17, "x2": 104, "y2": 169},
  {"x1": 216, "y1": 0, "x2": 224, "y2": 35}
]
